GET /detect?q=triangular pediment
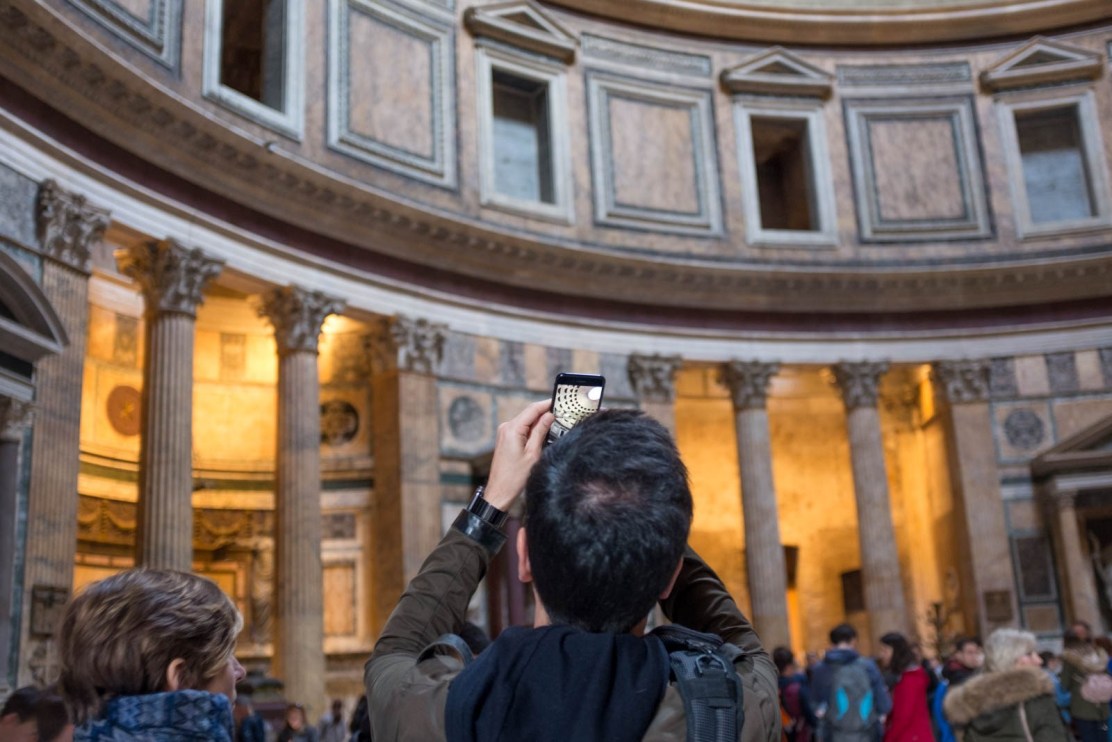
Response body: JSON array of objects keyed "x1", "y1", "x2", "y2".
[
  {"x1": 721, "y1": 47, "x2": 833, "y2": 98},
  {"x1": 981, "y1": 37, "x2": 1103, "y2": 91},
  {"x1": 1032, "y1": 414, "x2": 1112, "y2": 478},
  {"x1": 464, "y1": 1, "x2": 577, "y2": 63}
]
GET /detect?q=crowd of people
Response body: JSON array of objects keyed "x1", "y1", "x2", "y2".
[
  {"x1": 774, "y1": 619, "x2": 1112, "y2": 742},
  {"x1": 1, "y1": 401, "x2": 1111, "y2": 741}
]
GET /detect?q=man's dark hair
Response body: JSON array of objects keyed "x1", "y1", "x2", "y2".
[
  {"x1": 829, "y1": 623, "x2": 857, "y2": 646},
  {"x1": 772, "y1": 646, "x2": 795, "y2": 674},
  {"x1": 0, "y1": 685, "x2": 40, "y2": 721},
  {"x1": 954, "y1": 635, "x2": 981, "y2": 653},
  {"x1": 524, "y1": 409, "x2": 693, "y2": 633}
]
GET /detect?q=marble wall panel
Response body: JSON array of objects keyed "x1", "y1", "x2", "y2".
[
  {"x1": 845, "y1": 97, "x2": 990, "y2": 241},
  {"x1": 499, "y1": 341, "x2": 526, "y2": 388},
  {"x1": 438, "y1": 385, "x2": 494, "y2": 457},
  {"x1": 523, "y1": 344, "x2": 548, "y2": 391},
  {"x1": 323, "y1": 561, "x2": 357, "y2": 636},
  {"x1": 0, "y1": 164, "x2": 38, "y2": 250},
  {"x1": 193, "y1": 382, "x2": 277, "y2": 465},
  {"x1": 993, "y1": 401, "x2": 1054, "y2": 462},
  {"x1": 68, "y1": 0, "x2": 181, "y2": 67},
  {"x1": 1051, "y1": 397, "x2": 1112, "y2": 441},
  {"x1": 1014, "y1": 355, "x2": 1051, "y2": 397},
  {"x1": 473, "y1": 337, "x2": 501, "y2": 385},
  {"x1": 1077, "y1": 350, "x2": 1105, "y2": 392},
  {"x1": 329, "y1": 0, "x2": 455, "y2": 186},
  {"x1": 990, "y1": 357, "x2": 1019, "y2": 400},
  {"x1": 599, "y1": 352, "x2": 634, "y2": 400},
  {"x1": 586, "y1": 73, "x2": 721, "y2": 234},
  {"x1": 1045, "y1": 352, "x2": 1080, "y2": 394},
  {"x1": 440, "y1": 332, "x2": 476, "y2": 381}
]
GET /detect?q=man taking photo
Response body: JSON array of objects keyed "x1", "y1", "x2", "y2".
[{"x1": 364, "y1": 401, "x2": 779, "y2": 741}]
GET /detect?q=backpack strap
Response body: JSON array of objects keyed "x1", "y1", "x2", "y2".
[
  {"x1": 651, "y1": 625, "x2": 745, "y2": 742},
  {"x1": 416, "y1": 633, "x2": 475, "y2": 668}
]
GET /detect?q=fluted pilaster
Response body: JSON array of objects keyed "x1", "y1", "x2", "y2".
[
  {"x1": 833, "y1": 361, "x2": 908, "y2": 644},
  {"x1": 1053, "y1": 494, "x2": 1102, "y2": 631},
  {"x1": 719, "y1": 360, "x2": 790, "y2": 648},
  {"x1": 1, "y1": 398, "x2": 34, "y2": 694},
  {"x1": 260, "y1": 286, "x2": 343, "y2": 719},
  {"x1": 366, "y1": 315, "x2": 445, "y2": 634},
  {"x1": 18, "y1": 181, "x2": 108, "y2": 685},
  {"x1": 119, "y1": 239, "x2": 223, "y2": 571},
  {"x1": 931, "y1": 359, "x2": 1018, "y2": 634},
  {"x1": 628, "y1": 354, "x2": 682, "y2": 434}
]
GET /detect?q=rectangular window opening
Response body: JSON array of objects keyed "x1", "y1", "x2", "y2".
[
  {"x1": 220, "y1": 0, "x2": 287, "y2": 110},
  {"x1": 491, "y1": 71, "x2": 554, "y2": 205},
  {"x1": 1015, "y1": 105, "x2": 1095, "y2": 225},
  {"x1": 751, "y1": 116, "x2": 818, "y2": 232}
]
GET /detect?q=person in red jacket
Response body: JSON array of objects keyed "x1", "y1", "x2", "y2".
[{"x1": 879, "y1": 632, "x2": 934, "y2": 742}]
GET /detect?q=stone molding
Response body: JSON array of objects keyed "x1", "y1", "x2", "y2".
[
  {"x1": 931, "y1": 359, "x2": 992, "y2": 404},
  {"x1": 259, "y1": 285, "x2": 345, "y2": 356},
  {"x1": 5, "y1": 1, "x2": 1112, "y2": 316},
  {"x1": 464, "y1": 0, "x2": 578, "y2": 63},
  {"x1": 0, "y1": 397, "x2": 34, "y2": 442},
  {"x1": 627, "y1": 353, "x2": 683, "y2": 403},
  {"x1": 981, "y1": 36, "x2": 1104, "y2": 92},
  {"x1": 35, "y1": 179, "x2": 110, "y2": 273},
  {"x1": 719, "y1": 360, "x2": 779, "y2": 411},
  {"x1": 117, "y1": 239, "x2": 224, "y2": 318},
  {"x1": 833, "y1": 361, "x2": 889, "y2": 410},
  {"x1": 368, "y1": 315, "x2": 446, "y2": 375},
  {"x1": 721, "y1": 47, "x2": 833, "y2": 99}
]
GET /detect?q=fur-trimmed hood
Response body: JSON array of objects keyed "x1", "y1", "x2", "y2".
[
  {"x1": 943, "y1": 667, "x2": 1054, "y2": 725},
  {"x1": 1062, "y1": 646, "x2": 1110, "y2": 674}
]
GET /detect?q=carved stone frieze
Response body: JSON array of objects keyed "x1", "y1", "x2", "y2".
[
  {"x1": 931, "y1": 359, "x2": 992, "y2": 404},
  {"x1": 0, "y1": 397, "x2": 34, "y2": 442},
  {"x1": 627, "y1": 353, "x2": 683, "y2": 404},
  {"x1": 259, "y1": 285, "x2": 345, "y2": 356},
  {"x1": 367, "y1": 315, "x2": 446, "y2": 375},
  {"x1": 832, "y1": 361, "x2": 889, "y2": 410},
  {"x1": 117, "y1": 239, "x2": 223, "y2": 317},
  {"x1": 718, "y1": 360, "x2": 779, "y2": 411},
  {"x1": 35, "y1": 179, "x2": 110, "y2": 272}
]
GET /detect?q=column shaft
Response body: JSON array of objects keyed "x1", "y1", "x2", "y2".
[
  {"x1": 136, "y1": 312, "x2": 197, "y2": 569},
  {"x1": 19, "y1": 262, "x2": 87, "y2": 684},
  {"x1": 734, "y1": 406, "x2": 790, "y2": 648},
  {"x1": 273, "y1": 350, "x2": 325, "y2": 715},
  {"x1": 844, "y1": 404, "x2": 908, "y2": 641},
  {"x1": 1055, "y1": 496, "x2": 1102, "y2": 631}
]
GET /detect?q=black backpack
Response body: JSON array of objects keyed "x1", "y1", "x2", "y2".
[
  {"x1": 651, "y1": 624, "x2": 745, "y2": 742},
  {"x1": 423, "y1": 625, "x2": 745, "y2": 742}
]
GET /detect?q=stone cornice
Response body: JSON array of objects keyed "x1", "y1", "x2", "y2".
[
  {"x1": 4, "y1": 0, "x2": 1112, "y2": 323},
  {"x1": 547, "y1": 0, "x2": 1112, "y2": 46}
]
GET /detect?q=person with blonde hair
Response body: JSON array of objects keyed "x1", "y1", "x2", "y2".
[
  {"x1": 943, "y1": 628, "x2": 1070, "y2": 741},
  {"x1": 57, "y1": 568, "x2": 246, "y2": 740}
]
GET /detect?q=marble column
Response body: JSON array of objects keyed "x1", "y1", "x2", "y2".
[
  {"x1": 833, "y1": 361, "x2": 909, "y2": 644},
  {"x1": 932, "y1": 360, "x2": 1018, "y2": 635},
  {"x1": 628, "y1": 354, "x2": 683, "y2": 435},
  {"x1": 18, "y1": 181, "x2": 108, "y2": 685},
  {"x1": 1, "y1": 398, "x2": 34, "y2": 695},
  {"x1": 1053, "y1": 494, "x2": 1103, "y2": 631},
  {"x1": 366, "y1": 315, "x2": 445, "y2": 635},
  {"x1": 118, "y1": 240, "x2": 223, "y2": 571},
  {"x1": 260, "y1": 285, "x2": 343, "y2": 719},
  {"x1": 719, "y1": 361, "x2": 791, "y2": 649}
]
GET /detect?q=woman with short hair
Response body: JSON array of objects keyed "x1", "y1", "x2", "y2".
[
  {"x1": 943, "y1": 628, "x2": 1071, "y2": 741},
  {"x1": 57, "y1": 568, "x2": 246, "y2": 740}
]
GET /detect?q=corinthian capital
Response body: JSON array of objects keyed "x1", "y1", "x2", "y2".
[
  {"x1": 259, "y1": 285, "x2": 345, "y2": 356},
  {"x1": 117, "y1": 239, "x2": 224, "y2": 317},
  {"x1": 36, "y1": 180, "x2": 110, "y2": 272},
  {"x1": 719, "y1": 360, "x2": 779, "y2": 410},
  {"x1": 0, "y1": 397, "x2": 35, "y2": 443},
  {"x1": 931, "y1": 360, "x2": 991, "y2": 404},
  {"x1": 832, "y1": 361, "x2": 889, "y2": 410},
  {"x1": 367, "y1": 315, "x2": 446, "y2": 375},
  {"x1": 628, "y1": 354, "x2": 683, "y2": 404}
]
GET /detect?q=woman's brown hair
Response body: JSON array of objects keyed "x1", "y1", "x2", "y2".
[{"x1": 57, "y1": 568, "x2": 242, "y2": 725}]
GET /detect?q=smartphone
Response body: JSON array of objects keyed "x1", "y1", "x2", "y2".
[{"x1": 545, "y1": 373, "x2": 605, "y2": 445}]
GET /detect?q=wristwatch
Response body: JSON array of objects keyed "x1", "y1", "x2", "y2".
[{"x1": 466, "y1": 485, "x2": 508, "y2": 529}]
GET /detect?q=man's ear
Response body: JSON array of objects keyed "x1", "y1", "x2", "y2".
[
  {"x1": 517, "y1": 527, "x2": 533, "y2": 584},
  {"x1": 165, "y1": 658, "x2": 186, "y2": 691},
  {"x1": 659, "y1": 558, "x2": 684, "y2": 599}
]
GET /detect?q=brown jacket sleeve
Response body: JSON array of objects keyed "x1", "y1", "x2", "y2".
[
  {"x1": 656, "y1": 545, "x2": 782, "y2": 742},
  {"x1": 365, "y1": 525, "x2": 491, "y2": 742}
]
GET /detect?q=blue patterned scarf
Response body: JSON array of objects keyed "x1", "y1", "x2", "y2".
[{"x1": 75, "y1": 689, "x2": 234, "y2": 741}]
